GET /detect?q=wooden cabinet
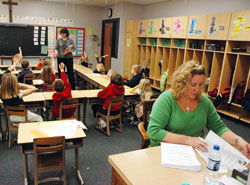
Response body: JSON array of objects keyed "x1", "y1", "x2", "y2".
[
  {"x1": 157, "y1": 17, "x2": 172, "y2": 38},
  {"x1": 187, "y1": 15, "x2": 207, "y2": 39},
  {"x1": 171, "y1": 16, "x2": 188, "y2": 38},
  {"x1": 228, "y1": 10, "x2": 250, "y2": 41},
  {"x1": 205, "y1": 12, "x2": 231, "y2": 40},
  {"x1": 125, "y1": 11, "x2": 250, "y2": 124},
  {"x1": 146, "y1": 19, "x2": 159, "y2": 37}
]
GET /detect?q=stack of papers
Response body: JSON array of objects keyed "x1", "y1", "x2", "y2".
[
  {"x1": 161, "y1": 142, "x2": 201, "y2": 171},
  {"x1": 196, "y1": 131, "x2": 249, "y2": 173}
]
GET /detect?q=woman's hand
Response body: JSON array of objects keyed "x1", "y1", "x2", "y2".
[
  {"x1": 189, "y1": 137, "x2": 208, "y2": 152},
  {"x1": 236, "y1": 138, "x2": 250, "y2": 157}
]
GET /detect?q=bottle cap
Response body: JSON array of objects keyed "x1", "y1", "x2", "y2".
[{"x1": 213, "y1": 145, "x2": 220, "y2": 150}]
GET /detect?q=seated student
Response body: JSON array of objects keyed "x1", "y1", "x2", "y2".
[
  {"x1": 124, "y1": 65, "x2": 142, "y2": 88},
  {"x1": 51, "y1": 63, "x2": 75, "y2": 119},
  {"x1": 12, "y1": 47, "x2": 22, "y2": 65},
  {"x1": 0, "y1": 73, "x2": 43, "y2": 122},
  {"x1": 94, "y1": 53, "x2": 108, "y2": 65},
  {"x1": 0, "y1": 62, "x2": 18, "y2": 84},
  {"x1": 77, "y1": 51, "x2": 89, "y2": 67},
  {"x1": 129, "y1": 78, "x2": 153, "y2": 125},
  {"x1": 93, "y1": 63, "x2": 105, "y2": 74},
  {"x1": 92, "y1": 73, "x2": 125, "y2": 129},
  {"x1": 36, "y1": 56, "x2": 45, "y2": 69},
  {"x1": 18, "y1": 60, "x2": 33, "y2": 84},
  {"x1": 41, "y1": 56, "x2": 56, "y2": 91}
]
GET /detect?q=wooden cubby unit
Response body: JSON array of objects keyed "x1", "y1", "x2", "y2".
[
  {"x1": 208, "y1": 52, "x2": 224, "y2": 92},
  {"x1": 149, "y1": 47, "x2": 157, "y2": 79},
  {"x1": 184, "y1": 49, "x2": 194, "y2": 62},
  {"x1": 218, "y1": 53, "x2": 237, "y2": 94},
  {"x1": 126, "y1": 10, "x2": 250, "y2": 124}
]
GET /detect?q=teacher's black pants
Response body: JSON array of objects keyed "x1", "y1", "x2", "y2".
[{"x1": 57, "y1": 57, "x2": 75, "y2": 90}]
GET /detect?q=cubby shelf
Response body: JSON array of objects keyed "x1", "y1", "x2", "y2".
[{"x1": 125, "y1": 10, "x2": 250, "y2": 124}]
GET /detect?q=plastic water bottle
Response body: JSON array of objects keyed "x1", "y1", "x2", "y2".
[{"x1": 205, "y1": 145, "x2": 221, "y2": 183}]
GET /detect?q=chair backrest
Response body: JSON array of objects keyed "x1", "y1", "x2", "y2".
[
  {"x1": 24, "y1": 73, "x2": 35, "y2": 85},
  {"x1": 150, "y1": 93, "x2": 160, "y2": 99},
  {"x1": 59, "y1": 98, "x2": 78, "y2": 119},
  {"x1": 142, "y1": 99, "x2": 156, "y2": 130},
  {"x1": 107, "y1": 95, "x2": 124, "y2": 115},
  {"x1": 33, "y1": 136, "x2": 65, "y2": 154},
  {"x1": 5, "y1": 105, "x2": 28, "y2": 122}
]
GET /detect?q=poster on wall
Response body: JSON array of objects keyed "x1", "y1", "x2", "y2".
[{"x1": 56, "y1": 27, "x2": 85, "y2": 57}]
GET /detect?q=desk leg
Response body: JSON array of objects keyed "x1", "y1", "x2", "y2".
[
  {"x1": 22, "y1": 153, "x2": 29, "y2": 185},
  {"x1": 73, "y1": 148, "x2": 84, "y2": 185},
  {"x1": 83, "y1": 100, "x2": 87, "y2": 124},
  {"x1": 111, "y1": 167, "x2": 127, "y2": 185}
]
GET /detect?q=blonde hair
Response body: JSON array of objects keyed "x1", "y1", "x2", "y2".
[
  {"x1": 96, "y1": 63, "x2": 105, "y2": 73},
  {"x1": 0, "y1": 73, "x2": 19, "y2": 99},
  {"x1": 12, "y1": 53, "x2": 22, "y2": 63},
  {"x1": 42, "y1": 66, "x2": 53, "y2": 84},
  {"x1": 132, "y1": 65, "x2": 141, "y2": 74},
  {"x1": 42, "y1": 60, "x2": 51, "y2": 68},
  {"x1": 138, "y1": 78, "x2": 153, "y2": 101},
  {"x1": 171, "y1": 60, "x2": 206, "y2": 101}
]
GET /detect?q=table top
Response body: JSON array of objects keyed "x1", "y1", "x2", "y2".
[
  {"x1": 74, "y1": 64, "x2": 93, "y2": 75},
  {"x1": 0, "y1": 70, "x2": 41, "y2": 75},
  {"x1": 18, "y1": 120, "x2": 86, "y2": 144},
  {"x1": 79, "y1": 89, "x2": 136, "y2": 98},
  {"x1": 0, "y1": 64, "x2": 37, "y2": 68},
  {"x1": 108, "y1": 146, "x2": 208, "y2": 185},
  {"x1": 43, "y1": 90, "x2": 86, "y2": 100}
]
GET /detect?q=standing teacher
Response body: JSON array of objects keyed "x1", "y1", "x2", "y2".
[{"x1": 55, "y1": 28, "x2": 76, "y2": 90}]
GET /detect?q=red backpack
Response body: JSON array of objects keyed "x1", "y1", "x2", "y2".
[{"x1": 232, "y1": 81, "x2": 246, "y2": 104}]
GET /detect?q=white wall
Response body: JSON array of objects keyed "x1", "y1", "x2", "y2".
[
  {"x1": 0, "y1": 0, "x2": 103, "y2": 67},
  {"x1": 101, "y1": 3, "x2": 144, "y2": 75},
  {"x1": 142, "y1": 0, "x2": 250, "y2": 19}
]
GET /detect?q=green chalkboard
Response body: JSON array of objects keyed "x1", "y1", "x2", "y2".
[{"x1": 0, "y1": 24, "x2": 48, "y2": 56}]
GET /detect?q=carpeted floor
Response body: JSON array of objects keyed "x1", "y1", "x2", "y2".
[{"x1": 0, "y1": 104, "x2": 249, "y2": 185}]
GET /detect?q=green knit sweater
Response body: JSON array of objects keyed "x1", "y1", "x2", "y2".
[{"x1": 147, "y1": 91, "x2": 230, "y2": 146}]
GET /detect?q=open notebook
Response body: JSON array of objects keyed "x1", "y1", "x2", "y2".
[{"x1": 161, "y1": 142, "x2": 201, "y2": 171}]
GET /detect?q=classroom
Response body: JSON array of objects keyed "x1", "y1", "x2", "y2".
[{"x1": 0, "y1": 0, "x2": 250, "y2": 185}]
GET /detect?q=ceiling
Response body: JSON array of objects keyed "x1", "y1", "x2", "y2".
[{"x1": 19, "y1": 0, "x2": 170, "y2": 7}]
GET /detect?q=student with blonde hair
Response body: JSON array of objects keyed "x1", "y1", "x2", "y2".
[
  {"x1": 0, "y1": 73, "x2": 43, "y2": 122},
  {"x1": 147, "y1": 60, "x2": 250, "y2": 157},
  {"x1": 12, "y1": 47, "x2": 22, "y2": 64},
  {"x1": 130, "y1": 78, "x2": 153, "y2": 124},
  {"x1": 124, "y1": 65, "x2": 142, "y2": 88},
  {"x1": 94, "y1": 63, "x2": 105, "y2": 74},
  {"x1": 77, "y1": 51, "x2": 89, "y2": 67},
  {"x1": 41, "y1": 56, "x2": 56, "y2": 91}
]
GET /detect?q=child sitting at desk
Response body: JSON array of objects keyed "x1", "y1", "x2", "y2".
[
  {"x1": 18, "y1": 60, "x2": 33, "y2": 84},
  {"x1": 0, "y1": 73, "x2": 43, "y2": 122},
  {"x1": 92, "y1": 72, "x2": 124, "y2": 130},
  {"x1": 94, "y1": 63, "x2": 106, "y2": 74},
  {"x1": 77, "y1": 51, "x2": 90, "y2": 68},
  {"x1": 124, "y1": 65, "x2": 142, "y2": 88},
  {"x1": 36, "y1": 56, "x2": 45, "y2": 69},
  {"x1": 51, "y1": 63, "x2": 75, "y2": 119},
  {"x1": 41, "y1": 56, "x2": 56, "y2": 91}
]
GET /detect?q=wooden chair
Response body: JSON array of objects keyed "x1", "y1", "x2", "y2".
[
  {"x1": 33, "y1": 136, "x2": 67, "y2": 185},
  {"x1": 59, "y1": 98, "x2": 78, "y2": 120},
  {"x1": 138, "y1": 99, "x2": 156, "y2": 149},
  {"x1": 24, "y1": 73, "x2": 35, "y2": 85},
  {"x1": 5, "y1": 105, "x2": 28, "y2": 148},
  {"x1": 96, "y1": 95, "x2": 124, "y2": 136}
]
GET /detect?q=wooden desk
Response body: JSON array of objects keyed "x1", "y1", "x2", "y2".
[
  {"x1": 0, "y1": 70, "x2": 41, "y2": 75},
  {"x1": 108, "y1": 146, "x2": 207, "y2": 185},
  {"x1": 0, "y1": 64, "x2": 37, "y2": 70},
  {"x1": 18, "y1": 120, "x2": 86, "y2": 185}
]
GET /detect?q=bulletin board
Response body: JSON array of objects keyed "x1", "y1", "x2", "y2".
[{"x1": 56, "y1": 27, "x2": 85, "y2": 57}]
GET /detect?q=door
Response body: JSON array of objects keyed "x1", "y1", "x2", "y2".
[{"x1": 103, "y1": 22, "x2": 113, "y2": 69}]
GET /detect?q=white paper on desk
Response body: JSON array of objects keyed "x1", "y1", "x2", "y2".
[
  {"x1": 218, "y1": 176, "x2": 244, "y2": 185},
  {"x1": 161, "y1": 142, "x2": 201, "y2": 171},
  {"x1": 34, "y1": 79, "x2": 43, "y2": 85},
  {"x1": 196, "y1": 131, "x2": 249, "y2": 173},
  {"x1": 87, "y1": 73, "x2": 101, "y2": 77}
]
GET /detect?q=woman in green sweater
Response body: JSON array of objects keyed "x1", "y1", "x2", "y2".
[{"x1": 147, "y1": 60, "x2": 250, "y2": 157}]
